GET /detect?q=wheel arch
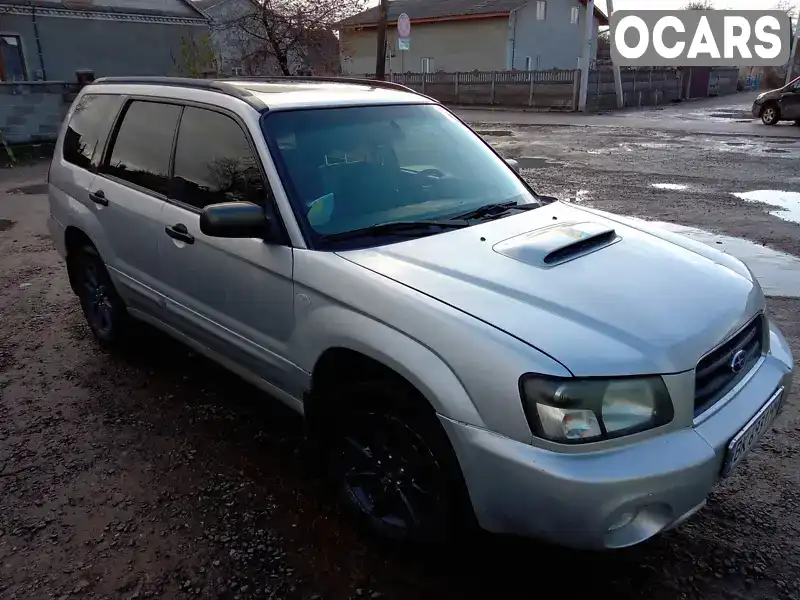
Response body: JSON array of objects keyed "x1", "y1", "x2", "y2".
[
  {"x1": 300, "y1": 314, "x2": 486, "y2": 433},
  {"x1": 64, "y1": 225, "x2": 97, "y2": 293}
]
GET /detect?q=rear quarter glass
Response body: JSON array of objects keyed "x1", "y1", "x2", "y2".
[{"x1": 62, "y1": 93, "x2": 125, "y2": 170}]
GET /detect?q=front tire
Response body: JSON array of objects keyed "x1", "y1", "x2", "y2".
[
  {"x1": 326, "y1": 380, "x2": 471, "y2": 545},
  {"x1": 761, "y1": 103, "x2": 780, "y2": 125},
  {"x1": 69, "y1": 244, "x2": 131, "y2": 348}
]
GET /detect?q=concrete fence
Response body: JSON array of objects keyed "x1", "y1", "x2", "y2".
[
  {"x1": 0, "y1": 82, "x2": 78, "y2": 145},
  {"x1": 384, "y1": 70, "x2": 579, "y2": 110},
  {"x1": 376, "y1": 66, "x2": 743, "y2": 111},
  {"x1": 0, "y1": 66, "x2": 746, "y2": 147},
  {"x1": 586, "y1": 66, "x2": 741, "y2": 110}
]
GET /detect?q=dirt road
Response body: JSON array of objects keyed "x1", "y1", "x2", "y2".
[{"x1": 1, "y1": 117, "x2": 800, "y2": 600}]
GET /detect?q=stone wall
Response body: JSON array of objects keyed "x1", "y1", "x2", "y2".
[{"x1": 0, "y1": 82, "x2": 77, "y2": 145}]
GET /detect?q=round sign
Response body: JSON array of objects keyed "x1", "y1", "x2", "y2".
[{"x1": 397, "y1": 13, "x2": 411, "y2": 38}]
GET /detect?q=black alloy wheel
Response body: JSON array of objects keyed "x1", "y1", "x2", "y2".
[
  {"x1": 71, "y1": 245, "x2": 130, "y2": 347},
  {"x1": 328, "y1": 383, "x2": 466, "y2": 544}
]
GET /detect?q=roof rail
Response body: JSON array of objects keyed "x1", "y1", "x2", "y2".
[
  {"x1": 90, "y1": 76, "x2": 267, "y2": 109},
  {"x1": 223, "y1": 75, "x2": 423, "y2": 97}
]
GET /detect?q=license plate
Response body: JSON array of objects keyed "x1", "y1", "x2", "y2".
[{"x1": 721, "y1": 387, "x2": 784, "y2": 477}]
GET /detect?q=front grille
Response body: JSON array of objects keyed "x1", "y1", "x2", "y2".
[{"x1": 694, "y1": 315, "x2": 764, "y2": 414}]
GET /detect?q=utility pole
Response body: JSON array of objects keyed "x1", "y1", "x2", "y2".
[
  {"x1": 375, "y1": 0, "x2": 389, "y2": 80},
  {"x1": 786, "y1": 4, "x2": 800, "y2": 86},
  {"x1": 607, "y1": 0, "x2": 623, "y2": 108},
  {"x1": 578, "y1": 0, "x2": 595, "y2": 111}
]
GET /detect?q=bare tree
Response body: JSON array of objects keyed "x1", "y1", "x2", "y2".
[
  {"x1": 684, "y1": 0, "x2": 714, "y2": 9},
  {"x1": 228, "y1": 0, "x2": 366, "y2": 76},
  {"x1": 773, "y1": 0, "x2": 799, "y2": 20}
]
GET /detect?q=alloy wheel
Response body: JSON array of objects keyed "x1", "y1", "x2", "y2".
[
  {"x1": 80, "y1": 260, "x2": 114, "y2": 336},
  {"x1": 336, "y1": 411, "x2": 443, "y2": 535}
]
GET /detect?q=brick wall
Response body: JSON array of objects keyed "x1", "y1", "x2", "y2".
[{"x1": 0, "y1": 82, "x2": 77, "y2": 145}]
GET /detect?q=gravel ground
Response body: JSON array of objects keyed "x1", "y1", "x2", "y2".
[{"x1": 1, "y1": 119, "x2": 799, "y2": 600}]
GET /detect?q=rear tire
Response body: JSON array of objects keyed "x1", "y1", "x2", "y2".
[
  {"x1": 69, "y1": 244, "x2": 132, "y2": 349},
  {"x1": 760, "y1": 103, "x2": 780, "y2": 125},
  {"x1": 325, "y1": 380, "x2": 473, "y2": 545}
]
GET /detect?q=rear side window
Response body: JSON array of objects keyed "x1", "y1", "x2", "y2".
[
  {"x1": 62, "y1": 93, "x2": 124, "y2": 170},
  {"x1": 172, "y1": 106, "x2": 267, "y2": 210},
  {"x1": 103, "y1": 101, "x2": 181, "y2": 197}
]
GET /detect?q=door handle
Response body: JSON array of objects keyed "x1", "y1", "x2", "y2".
[
  {"x1": 89, "y1": 190, "x2": 108, "y2": 206},
  {"x1": 165, "y1": 223, "x2": 195, "y2": 245}
]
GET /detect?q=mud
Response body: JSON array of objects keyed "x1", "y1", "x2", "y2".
[{"x1": 1, "y1": 116, "x2": 800, "y2": 600}]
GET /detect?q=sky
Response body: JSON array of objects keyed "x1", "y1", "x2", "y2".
[{"x1": 366, "y1": 0, "x2": 787, "y2": 11}]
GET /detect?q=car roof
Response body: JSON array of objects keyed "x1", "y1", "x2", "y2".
[{"x1": 89, "y1": 76, "x2": 433, "y2": 111}]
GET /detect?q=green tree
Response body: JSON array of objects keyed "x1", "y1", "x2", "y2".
[{"x1": 172, "y1": 34, "x2": 218, "y2": 77}]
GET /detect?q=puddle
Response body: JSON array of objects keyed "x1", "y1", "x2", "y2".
[
  {"x1": 707, "y1": 110, "x2": 752, "y2": 120},
  {"x1": 8, "y1": 183, "x2": 47, "y2": 195},
  {"x1": 651, "y1": 183, "x2": 688, "y2": 191},
  {"x1": 628, "y1": 217, "x2": 800, "y2": 297},
  {"x1": 568, "y1": 189, "x2": 591, "y2": 203},
  {"x1": 475, "y1": 130, "x2": 513, "y2": 137},
  {"x1": 732, "y1": 190, "x2": 800, "y2": 224},
  {"x1": 0, "y1": 219, "x2": 14, "y2": 232},
  {"x1": 712, "y1": 139, "x2": 800, "y2": 158},
  {"x1": 636, "y1": 142, "x2": 670, "y2": 149},
  {"x1": 516, "y1": 156, "x2": 561, "y2": 169}
]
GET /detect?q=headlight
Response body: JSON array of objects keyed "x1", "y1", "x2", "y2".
[{"x1": 519, "y1": 375, "x2": 674, "y2": 444}]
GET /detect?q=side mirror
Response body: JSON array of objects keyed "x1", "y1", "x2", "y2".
[
  {"x1": 505, "y1": 158, "x2": 521, "y2": 173},
  {"x1": 200, "y1": 202, "x2": 270, "y2": 239}
]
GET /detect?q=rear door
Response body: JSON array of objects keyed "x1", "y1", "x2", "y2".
[
  {"x1": 48, "y1": 92, "x2": 124, "y2": 249},
  {"x1": 91, "y1": 99, "x2": 182, "y2": 316},
  {"x1": 156, "y1": 105, "x2": 297, "y2": 393}
]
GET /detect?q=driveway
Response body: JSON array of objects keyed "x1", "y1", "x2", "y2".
[{"x1": 1, "y1": 106, "x2": 800, "y2": 600}]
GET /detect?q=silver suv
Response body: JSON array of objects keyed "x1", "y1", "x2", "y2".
[{"x1": 48, "y1": 76, "x2": 794, "y2": 549}]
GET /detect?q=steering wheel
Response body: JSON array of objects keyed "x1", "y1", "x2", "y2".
[{"x1": 416, "y1": 168, "x2": 445, "y2": 179}]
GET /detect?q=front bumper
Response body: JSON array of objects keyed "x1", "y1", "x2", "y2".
[
  {"x1": 752, "y1": 102, "x2": 763, "y2": 118},
  {"x1": 441, "y1": 321, "x2": 794, "y2": 550}
]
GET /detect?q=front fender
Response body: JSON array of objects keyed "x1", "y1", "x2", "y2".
[{"x1": 293, "y1": 302, "x2": 487, "y2": 428}]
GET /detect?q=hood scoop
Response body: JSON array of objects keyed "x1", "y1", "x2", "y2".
[{"x1": 493, "y1": 222, "x2": 620, "y2": 267}]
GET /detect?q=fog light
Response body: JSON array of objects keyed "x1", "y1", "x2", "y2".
[{"x1": 607, "y1": 510, "x2": 637, "y2": 532}]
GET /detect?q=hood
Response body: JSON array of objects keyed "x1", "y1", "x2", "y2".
[
  {"x1": 756, "y1": 89, "x2": 780, "y2": 102},
  {"x1": 338, "y1": 202, "x2": 764, "y2": 376}
]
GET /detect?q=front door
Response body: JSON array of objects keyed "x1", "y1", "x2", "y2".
[
  {"x1": 156, "y1": 105, "x2": 299, "y2": 395},
  {"x1": 779, "y1": 80, "x2": 800, "y2": 120}
]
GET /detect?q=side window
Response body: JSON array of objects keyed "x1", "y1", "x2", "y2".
[
  {"x1": 172, "y1": 106, "x2": 267, "y2": 210},
  {"x1": 103, "y1": 101, "x2": 181, "y2": 197},
  {"x1": 63, "y1": 94, "x2": 124, "y2": 170}
]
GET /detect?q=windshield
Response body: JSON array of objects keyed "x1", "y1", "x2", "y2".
[{"x1": 262, "y1": 104, "x2": 541, "y2": 247}]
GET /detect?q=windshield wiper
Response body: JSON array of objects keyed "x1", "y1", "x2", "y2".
[
  {"x1": 455, "y1": 201, "x2": 539, "y2": 221},
  {"x1": 317, "y1": 219, "x2": 469, "y2": 244}
]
